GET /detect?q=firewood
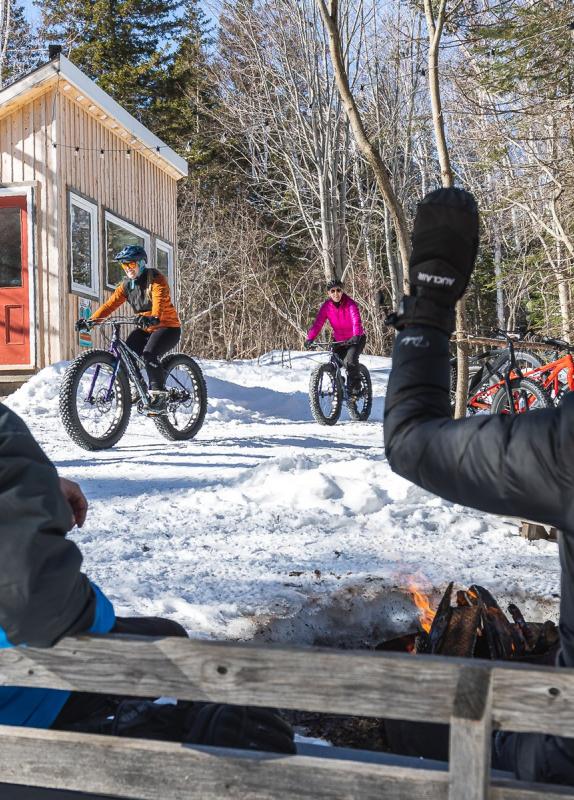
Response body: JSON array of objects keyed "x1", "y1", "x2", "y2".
[
  {"x1": 438, "y1": 606, "x2": 481, "y2": 657},
  {"x1": 420, "y1": 582, "x2": 454, "y2": 654}
]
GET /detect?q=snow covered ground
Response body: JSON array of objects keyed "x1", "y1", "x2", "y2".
[{"x1": 6, "y1": 350, "x2": 560, "y2": 644}]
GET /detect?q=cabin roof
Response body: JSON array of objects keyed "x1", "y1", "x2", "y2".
[{"x1": 0, "y1": 55, "x2": 188, "y2": 179}]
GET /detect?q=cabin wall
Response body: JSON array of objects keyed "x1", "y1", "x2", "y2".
[
  {"x1": 57, "y1": 93, "x2": 179, "y2": 361},
  {"x1": 0, "y1": 83, "x2": 180, "y2": 368},
  {"x1": 0, "y1": 87, "x2": 61, "y2": 368}
]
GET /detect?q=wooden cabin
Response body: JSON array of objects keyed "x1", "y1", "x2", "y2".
[{"x1": 0, "y1": 54, "x2": 188, "y2": 382}]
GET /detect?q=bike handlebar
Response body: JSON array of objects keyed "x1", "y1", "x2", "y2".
[
  {"x1": 86, "y1": 316, "x2": 140, "y2": 328},
  {"x1": 308, "y1": 339, "x2": 354, "y2": 350}
]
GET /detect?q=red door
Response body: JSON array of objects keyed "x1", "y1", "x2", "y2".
[{"x1": 0, "y1": 196, "x2": 30, "y2": 366}]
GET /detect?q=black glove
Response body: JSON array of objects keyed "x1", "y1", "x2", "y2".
[
  {"x1": 387, "y1": 187, "x2": 479, "y2": 335},
  {"x1": 136, "y1": 315, "x2": 160, "y2": 330},
  {"x1": 304, "y1": 339, "x2": 314, "y2": 350},
  {"x1": 75, "y1": 318, "x2": 91, "y2": 332},
  {"x1": 184, "y1": 703, "x2": 296, "y2": 754}
]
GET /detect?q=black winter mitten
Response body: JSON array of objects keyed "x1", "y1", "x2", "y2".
[
  {"x1": 75, "y1": 318, "x2": 91, "y2": 332},
  {"x1": 136, "y1": 315, "x2": 160, "y2": 329},
  {"x1": 387, "y1": 187, "x2": 479, "y2": 335},
  {"x1": 184, "y1": 703, "x2": 296, "y2": 754}
]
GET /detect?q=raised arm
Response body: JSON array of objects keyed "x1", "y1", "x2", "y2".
[{"x1": 383, "y1": 187, "x2": 573, "y2": 532}]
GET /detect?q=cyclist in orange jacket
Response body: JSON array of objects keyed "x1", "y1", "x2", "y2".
[{"x1": 76, "y1": 245, "x2": 180, "y2": 411}]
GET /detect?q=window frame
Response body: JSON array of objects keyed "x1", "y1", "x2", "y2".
[
  {"x1": 69, "y1": 191, "x2": 100, "y2": 298},
  {"x1": 104, "y1": 211, "x2": 151, "y2": 290},
  {"x1": 155, "y1": 239, "x2": 174, "y2": 291}
]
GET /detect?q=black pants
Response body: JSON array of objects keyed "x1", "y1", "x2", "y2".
[
  {"x1": 332, "y1": 334, "x2": 366, "y2": 393},
  {"x1": 52, "y1": 616, "x2": 188, "y2": 732},
  {"x1": 126, "y1": 327, "x2": 181, "y2": 390}
]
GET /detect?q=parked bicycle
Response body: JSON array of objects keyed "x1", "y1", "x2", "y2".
[
  {"x1": 515, "y1": 336, "x2": 574, "y2": 407},
  {"x1": 307, "y1": 340, "x2": 372, "y2": 425},
  {"x1": 465, "y1": 330, "x2": 549, "y2": 414},
  {"x1": 450, "y1": 333, "x2": 541, "y2": 410},
  {"x1": 60, "y1": 317, "x2": 207, "y2": 450}
]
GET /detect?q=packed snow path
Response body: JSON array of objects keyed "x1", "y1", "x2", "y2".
[{"x1": 7, "y1": 350, "x2": 560, "y2": 643}]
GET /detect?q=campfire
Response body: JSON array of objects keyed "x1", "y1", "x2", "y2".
[
  {"x1": 380, "y1": 581, "x2": 559, "y2": 664},
  {"x1": 291, "y1": 581, "x2": 559, "y2": 756}
]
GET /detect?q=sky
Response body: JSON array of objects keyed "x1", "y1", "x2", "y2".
[{"x1": 21, "y1": 0, "x2": 221, "y2": 30}]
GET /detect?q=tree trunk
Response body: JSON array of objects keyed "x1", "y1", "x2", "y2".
[
  {"x1": 316, "y1": 0, "x2": 411, "y2": 276},
  {"x1": 423, "y1": 0, "x2": 467, "y2": 419}
]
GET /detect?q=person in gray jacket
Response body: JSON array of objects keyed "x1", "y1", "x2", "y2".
[
  {"x1": 0, "y1": 403, "x2": 295, "y2": 754},
  {"x1": 384, "y1": 187, "x2": 574, "y2": 785}
]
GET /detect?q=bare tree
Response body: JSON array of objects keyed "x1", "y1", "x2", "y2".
[{"x1": 315, "y1": 0, "x2": 411, "y2": 282}]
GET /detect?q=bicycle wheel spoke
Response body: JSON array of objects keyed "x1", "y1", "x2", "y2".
[{"x1": 76, "y1": 364, "x2": 124, "y2": 439}]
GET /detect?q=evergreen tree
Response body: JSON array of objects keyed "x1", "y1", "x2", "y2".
[
  {"x1": 150, "y1": 0, "x2": 213, "y2": 155},
  {"x1": 37, "y1": 0, "x2": 181, "y2": 121},
  {"x1": 1, "y1": 1, "x2": 39, "y2": 88}
]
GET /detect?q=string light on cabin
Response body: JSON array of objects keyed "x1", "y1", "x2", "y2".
[{"x1": 46, "y1": 138, "x2": 185, "y2": 162}]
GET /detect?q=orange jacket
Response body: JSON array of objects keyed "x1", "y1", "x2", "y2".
[{"x1": 90, "y1": 270, "x2": 180, "y2": 332}]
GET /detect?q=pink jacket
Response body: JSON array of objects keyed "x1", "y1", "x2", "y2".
[{"x1": 307, "y1": 293, "x2": 365, "y2": 343}]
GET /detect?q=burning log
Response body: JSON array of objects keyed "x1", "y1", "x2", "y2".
[
  {"x1": 405, "y1": 581, "x2": 558, "y2": 663},
  {"x1": 415, "y1": 581, "x2": 453, "y2": 654}
]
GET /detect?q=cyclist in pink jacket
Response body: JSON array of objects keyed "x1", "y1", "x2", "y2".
[{"x1": 305, "y1": 279, "x2": 367, "y2": 397}]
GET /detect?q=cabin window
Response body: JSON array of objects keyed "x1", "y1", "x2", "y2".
[
  {"x1": 69, "y1": 193, "x2": 99, "y2": 297},
  {"x1": 105, "y1": 212, "x2": 150, "y2": 288},
  {"x1": 156, "y1": 240, "x2": 174, "y2": 289}
]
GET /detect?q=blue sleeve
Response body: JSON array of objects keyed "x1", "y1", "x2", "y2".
[{"x1": 87, "y1": 582, "x2": 116, "y2": 634}]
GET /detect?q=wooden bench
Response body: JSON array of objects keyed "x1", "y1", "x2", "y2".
[{"x1": 1, "y1": 635, "x2": 574, "y2": 799}]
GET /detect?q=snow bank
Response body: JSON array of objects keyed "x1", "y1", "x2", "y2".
[{"x1": 3, "y1": 350, "x2": 560, "y2": 643}]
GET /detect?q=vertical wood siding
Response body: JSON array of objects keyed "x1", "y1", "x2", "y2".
[
  {"x1": 0, "y1": 88, "x2": 60, "y2": 367},
  {"x1": 58, "y1": 93, "x2": 179, "y2": 361},
  {"x1": 0, "y1": 85, "x2": 179, "y2": 366}
]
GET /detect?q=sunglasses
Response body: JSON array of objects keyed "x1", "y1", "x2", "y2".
[
  {"x1": 121, "y1": 261, "x2": 139, "y2": 270},
  {"x1": 329, "y1": 287, "x2": 343, "y2": 294}
]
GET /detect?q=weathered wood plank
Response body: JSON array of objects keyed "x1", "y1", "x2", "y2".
[
  {"x1": 448, "y1": 665, "x2": 492, "y2": 800},
  {"x1": 0, "y1": 636, "x2": 465, "y2": 723},
  {"x1": 3, "y1": 638, "x2": 574, "y2": 733},
  {"x1": 0, "y1": 725, "x2": 449, "y2": 800},
  {"x1": 491, "y1": 778, "x2": 574, "y2": 799},
  {"x1": 492, "y1": 664, "x2": 574, "y2": 736}
]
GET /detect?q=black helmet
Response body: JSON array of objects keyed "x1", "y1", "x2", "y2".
[
  {"x1": 114, "y1": 244, "x2": 148, "y2": 263},
  {"x1": 326, "y1": 278, "x2": 343, "y2": 291}
]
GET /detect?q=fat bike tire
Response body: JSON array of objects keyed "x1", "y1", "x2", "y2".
[
  {"x1": 490, "y1": 377, "x2": 552, "y2": 415},
  {"x1": 153, "y1": 354, "x2": 207, "y2": 441},
  {"x1": 309, "y1": 363, "x2": 342, "y2": 425},
  {"x1": 347, "y1": 364, "x2": 372, "y2": 422},
  {"x1": 59, "y1": 349, "x2": 131, "y2": 450}
]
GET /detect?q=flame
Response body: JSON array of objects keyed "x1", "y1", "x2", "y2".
[{"x1": 407, "y1": 579, "x2": 436, "y2": 634}]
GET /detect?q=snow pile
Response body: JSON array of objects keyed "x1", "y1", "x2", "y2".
[{"x1": 4, "y1": 350, "x2": 560, "y2": 643}]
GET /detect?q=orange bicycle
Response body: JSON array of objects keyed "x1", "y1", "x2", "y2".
[
  {"x1": 496, "y1": 336, "x2": 574, "y2": 411},
  {"x1": 466, "y1": 331, "x2": 551, "y2": 414}
]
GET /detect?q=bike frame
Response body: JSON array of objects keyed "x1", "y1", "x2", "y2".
[
  {"x1": 85, "y1": 319, "x2": 149, "y2": 405},
  {"x1": 468, "y1": 336, "x2": 574, "y2": 412},
  {"x1": 311, "y1": 340, "x2": 356, "y2": 401},
  {"x1": 521, "y1": 353, "x2": 574, "y2": 400},
  {"x1": 467, "y1": 332, "x2": 525, "y2": 413}
]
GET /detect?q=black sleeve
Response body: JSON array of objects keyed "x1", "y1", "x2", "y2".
[
  {"x1": 384, "y1": 327, "x2": 574, "y2": 531},
  {"x1": 0, "y1": 404, "x2": 98, "y2": 646}
]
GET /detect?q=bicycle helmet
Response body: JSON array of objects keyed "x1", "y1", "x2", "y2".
[
  {"x1": 114, "y1": 245, "x2": 148, "y2": 264},
  {"x1": 326, "y1": 278, "x2": 343, "y2": 291}
]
